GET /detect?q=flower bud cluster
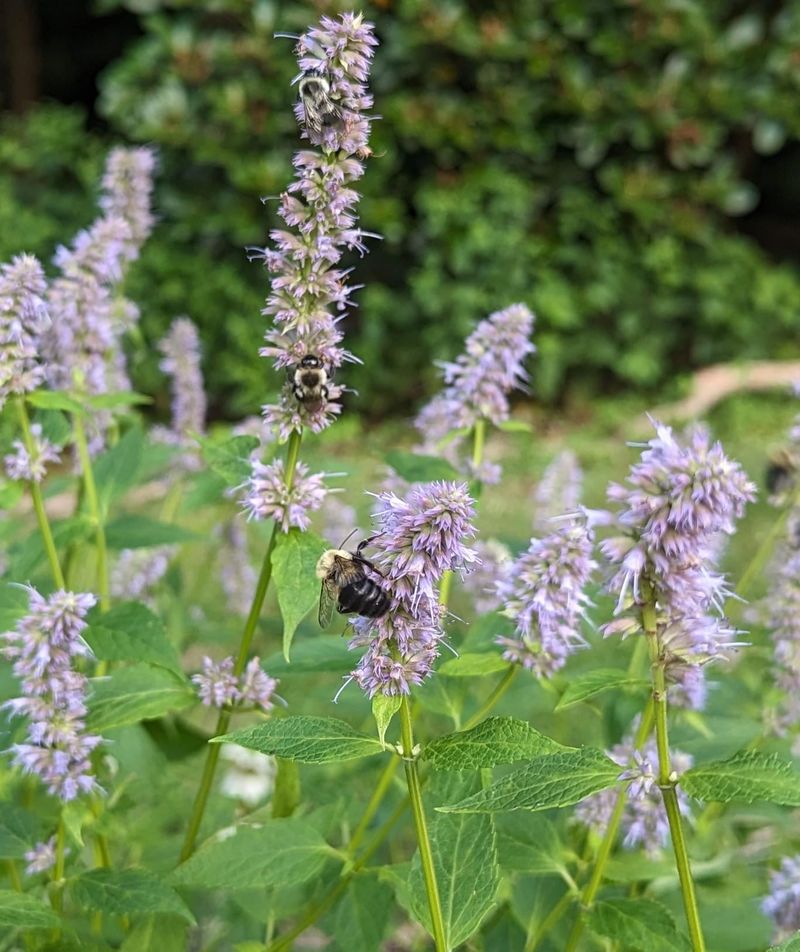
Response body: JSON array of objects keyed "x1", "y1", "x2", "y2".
[{"x1": 193, "y1": 656, "x2": 278, "y2": 712}]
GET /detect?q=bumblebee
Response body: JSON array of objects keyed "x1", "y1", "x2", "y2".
[
  {"x1": 766, "y1": 448, "x2": 799, "y2": 500},
  {"x1": 297, "y1": 70, "x2": 342, "y2": 135},
  {"x1": 290, "y1": 354, "x2": 329, "y2": 413},
  {"x1": 316, "y1": 539, "x2": 390, "y2": 628}
]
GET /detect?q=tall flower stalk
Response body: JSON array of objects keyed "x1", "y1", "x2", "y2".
[
  {"x1": 568, "y1": 421, "x2": 755, "y2": 951},
  {"x1": 179, "y1": 11, "x2": 378, "y2": 862}
]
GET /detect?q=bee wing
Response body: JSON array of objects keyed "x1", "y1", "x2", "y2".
[{"x1": 318, "y1": 578, "x2": 338, "y2": 628}]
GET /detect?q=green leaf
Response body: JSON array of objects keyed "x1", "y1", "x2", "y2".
[
  {"x1": 587, "y1": 899, "x2": 691, "y2": 952},
  {"x1": 495, "y1": 814, "x2": 570, "y2": 876},
  {"x1": 408, "y1": 781, "x2": 500, "y2": 947},
  {"x1": 372, "y1": 694, "x2": 402, "y2": 746},
  {"x1": 333, "y1": 874, "x2": 394, "y2": 952},
  {"x1": 271, "y1": 529, "x2": 327, "y2": 661},
  {"x1": 437, "y1": 748, "x2": 620, "y2": 813},
  {"x1": 0, "y1": 583, "x2": 32, "y2": 631},
  {"x1": 82, "y1": 391, "x2": 152, "y2": 410},
  {"x1": 215, "y1": 715, "x2": 384, "y2": 764},
  {"x1": 0, "y1": 889, "x2": 61, "y2": 928},
  {"x1": 69, "y1": 869, "x2": 195, "y2": 923},
  {"x1": 770, "y1": 933, "x2": 800, "y2": 952},
  {"x1": 120, "y1": 915, "x2": 189, "y2": 952},
  {"x1": 93, "y1": 427, "x2": 145, "y2": 509},
  {"x1": 26, "y1": 389, "x2": 84, "y2": 414},
  {"x1": 497, "y1": 420, "x2": 533, "y2": 433},
  {"x1": 84, "y1": 602, "x2": 181, "y2": 674},
  {"x1": 422, "y1": 716, "x2": 568, "y2": 771},
  {"x1": 262, "y1": 638, "x2": 359, "y2": 675},
  {"x1": 555, "y1": 669, "x2": 648, "y2": 711},
  {"x1": 199, "y1": 435, "x2": 260, "y2": 486},
  {"x1": 384, "y1": 450, "x2": 460, "y2": 483},
  {"x1": 438, "y1": 652, "x2": 510, "y2": 677},
  {"x1": 87, "y1": 664, "x2": 196, "y2": 732},
  {"x1": 0, "y1": 481, "x2": 24, "y2": 509},
  {"x1": 0, "y1": 806, "x2": 41, "y2": 859},
  {"x1": 169, "y1": 818, "x2": 335, "y2": 890},
  {"x1": 9, "y1": 516, "x2": 92, "y2": 578},
  {"x1": 680, "y1": 752, "x2": 800, "y2": 805},
  {"x1": 106, "y1": 516, "x2": 198, "y2": 549}
]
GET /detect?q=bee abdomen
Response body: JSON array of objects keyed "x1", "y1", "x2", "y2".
[{"x1": 338, "y1": 577, "x2": 390, "y2": 618}]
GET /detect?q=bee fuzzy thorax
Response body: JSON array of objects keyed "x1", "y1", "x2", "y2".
[{"x1": 315, "y1": 549, "x2": 352, "y2": 580}]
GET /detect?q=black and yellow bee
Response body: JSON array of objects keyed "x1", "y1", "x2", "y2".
[
  {"x1": 297, "y1": 70, "x2": 342, "y2": 135},
  {"x1": 316, "y1": 539, "x2": 390, "y2": 627}
]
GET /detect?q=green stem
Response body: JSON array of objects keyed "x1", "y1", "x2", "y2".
[
  {"x1": 563, "y1": 701, "x2": 655, "y2": 952},
  {"x1": 526, "y1": 889, "x2": 574, "y2": 952},
  {"x1": 179, "y1": 430, "x2": 302, "y2": 863},
  {"x1": 463, "y1": 665, "x2": 517, "y2": 730},
  {"x1": 347, "y1": 756, "x2": 399, "y2": 856},
  {"x1": 16, "y1": 398, "x2": 65, "y2": 588},
  {"x1": 72, "y1": 414, "x2": 110, "y2": 612},
  {"x1": 438, "y1": 570, "x2": 453, "y2": 607},
  {"x1": 50, "y1": 818, "x2": 66, "y2": 912},
  {"x1": 643, "y1": 596, "x2": 706, "y2": 952},
  {"x1": 472, "y1": 418, "x2": 487, "y2": 470},
  {"x1": 400, "y1": 697, "x2": 447, "y2": 952}
]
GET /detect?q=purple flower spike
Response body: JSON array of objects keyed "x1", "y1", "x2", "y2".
[
  {"x1": 763, "y1": 855, "x2": 800, "y2": 941},
  {"x1": 192, "y1": 655, "x2": 279, "y2": 713},
  {"x1": 575, "y1": 733, "x2": 692, "y2": 858},
  {"x1": 415, "y1": 303, "x2": 535, "y2": 481},
  {"x1": 257, "y1": 13, "x2": 378, "y2": 438},
  {"x1": 496, "y1": 517, "x2": 596, "y2": 678},
  {"x1": 0, "y1": 253, "x2": 49, "y2": 408},
  {"x1": 155, "y1": 317, "x2": 206, "y2": 469},
  {"x1": 242, "y1": 459, "x2": 331, "y2": 532},
  {"x1": 2, "y1": 588, "x2": 101, "y2": 801},
  {"x1": 347, "y1": 481, "x2": 478, "y2": 698},
  {"x1": 533, "y1": 449, "x2": 583, "y2": 531},
  {"x1": 601, "y1": 421, "x2": 756, "y2": 708},
  {"x1": 4, "y1": 423, "x2": 60, "y2": 483}
]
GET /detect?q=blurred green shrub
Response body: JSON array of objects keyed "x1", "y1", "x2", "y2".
[{"x1": 5, "y1": 0, "x2": 800, "y2": 417}]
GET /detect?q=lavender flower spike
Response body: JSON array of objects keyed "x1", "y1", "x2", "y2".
[
  {"x1": 496, "y1": 517, "x2": 596, "y2": 678},
  {"x1": 192, "y1": 655, "x2": 279, "y2": 713},
  {"x1": 257, "y1": 13, "x2": 378, "y2": 440},
  {"x1": 2, "y1": 588, "x2": 101, "y2": 801},
  {"x1": 0, "y1": 253, "x2": 49, "y2": 409},
  {"x1": 763, "y1": 855, "x2": 800, "y2": 942},
  {"x1": 4, "y1": 423, "x2": 61, "y2": 483},
  {"x1": 348, "y1": 481, "x2": 478, "y2": 698},
  {"x1": 575, "y1": 734, "x2": 692, "y2": 858},
  {"x1": 156, "y1": 317, "x2": 206, "y2": 469},
  {"x1": 242, "y1": 459, "x2": 332, "y2": 532},
  {"x1": 601, "y1": 420, "x2": 756, "y2": 708},
  {"x1": 533, "y1": 449, "x2": 583, "y2": 531},
  {"x1": 99, "y1": 146, "x2": 156, "y2": 253}
]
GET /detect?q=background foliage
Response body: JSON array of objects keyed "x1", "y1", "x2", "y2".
[{"x1": 3, "y1": 0, "x2": 800, "y2": 418}]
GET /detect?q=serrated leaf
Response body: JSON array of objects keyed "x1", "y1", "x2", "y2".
[
  {"x1": 26, "y1": 389, "x2": 84, "y2": 414},
  {"x1": 495, "y1": 813, "x2": 569, "y2": 876},
  {"x1": 262, "y1": 638, "x2": 360, "y2": 675},
  {"x1": 555, "y1": 669, "x2": 648, "y2": 711},
  {"x1": 680, "y1": 751, "x2": 800, "y2": 805},
  {"x1": 587, "y1": 899, "x2": 691, "y2": 952},
  {"x1": 384, "y1": 450, "x2": 460, "y2": 483},
  {"x1": 69, "y1": 869, "x2": 195, "y2": 923},
  {"x1": 408, "y1": 778, "x2": 500, "y2": 947},
  {"x1": 216, "y1": 715, "x2": 384, "y2": 763},
  {"x1": 87, "y1": 664, "x2": 196, "y2": 732},
  {"x1": 0, "y1": 890, "x2": 61, "y2": 928},
  {"x1": 438, "y1": 652, "x2": 510, "y2": 677},
  {"x1": 93, "y1": 427, "x2": 145, "y2": 510},
  {"x1": 169, "y1": 818, "x2": 336, "y2": 890},
  {"x1": 271, "y1": 529, "x2": 327, "y2": 661},
  {"x1": 438, "y1": 748, "x2": 620, "y2": 813},
  {"x1": 422, "y1": 716, "x2": 568, "y2": 771},
  {"x1": 83, "y1": 601, "x2": 181, "y2": 674},
  {"x1": 372, "y1": 694, "x2": 402, "y2": 746},
  {"x1": 106, "y1": 516, "x2": 198, "y2": 549},
  {"x1": 333, "y1": 874, "x2": 394, "y2": 952},
  {"x1": 199, "y1": 435, "x2": 260, "y2": 486},
  {"x1": 0, "y1": 806, "x2": 41, "y2": 859},
  {"x1": 770, "y1": 933, "x2": 800, "y2": 952}
]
